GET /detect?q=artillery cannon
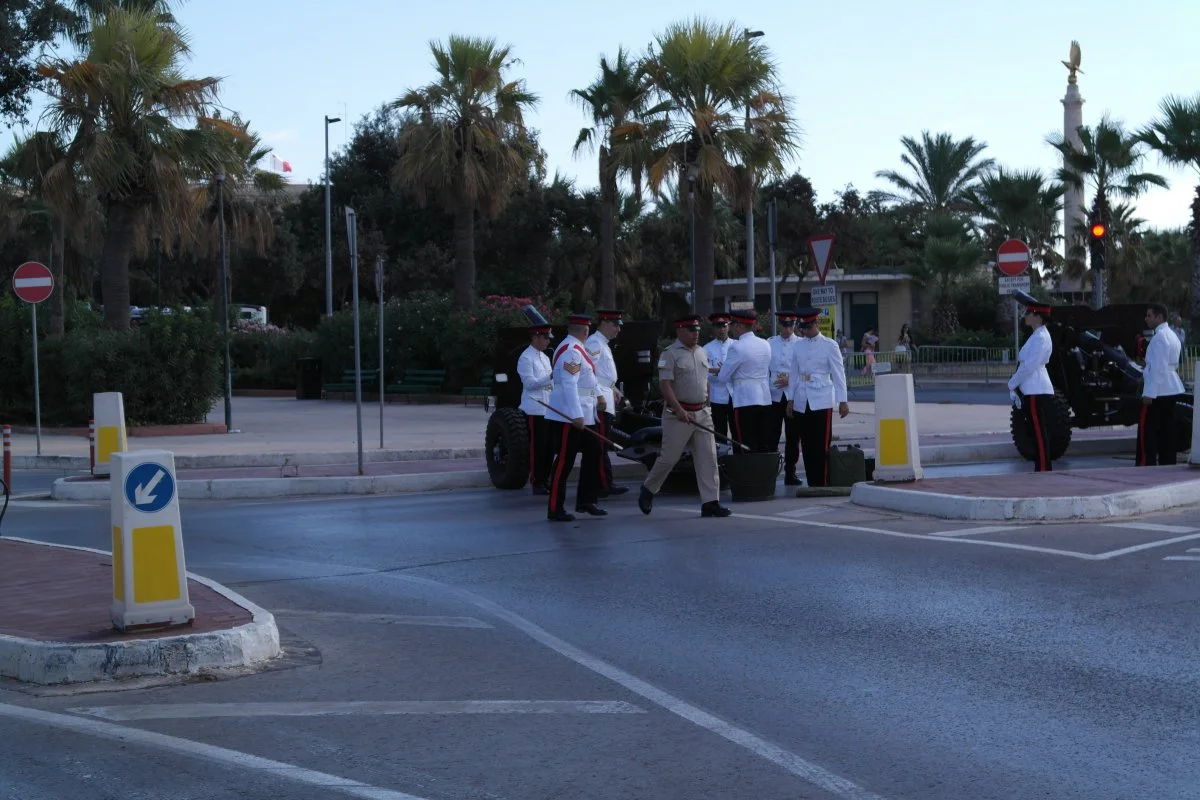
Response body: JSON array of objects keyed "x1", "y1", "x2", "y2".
[{"x1": 1009, "y1": 291, "x2": 1192, "y2": 461}]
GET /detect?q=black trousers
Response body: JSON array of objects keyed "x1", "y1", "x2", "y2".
[
  {"x1": 547, "y1": 419, "x2": 600, "y2": 513},
  {"x1": 1022, "y1": 393, "x2": 1053, "y2": 472},
  {"x1": 796, "y1": 402, "x2": 834, "y2": 487},
  {"x1": 595, "y1": 412, "x2": 615, "y2": 489},
  {"x1": 526, "y1": 414, "x2": 553, "y2": 488},
  {"x1": 732, "y1": 404, "x2": 775, "y2": 453},
  {"x1": 1137, "y1": 395, "x2": 1180, "y2": 467},
  {"x1": 711, "y1": 401, "x2": 732, "y2": 444},
  {"x1": 774, "y1": 399, "x2": 802, "y2": 474}
]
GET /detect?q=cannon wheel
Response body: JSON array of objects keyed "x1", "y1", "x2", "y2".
[
  {"x1": 1011, "y1": 391, "x2": 1073, "y2": 462},
  {"x1": 1175, "y1": 399, "x2": 1194, "y2": 454},
  {"x1": 486, "y1": 408, "x2": 530, "y2": 489}
]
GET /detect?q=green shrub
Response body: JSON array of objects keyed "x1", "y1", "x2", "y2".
[
  {"x1": 231, "y1": 323, "x2": 318, "y2": 390},
  {"x1": 937, "y1": 328, "x2": 1014, "y2": 350},
  {"x1": 0, "y1": 298, "x2": 222, "y2": 426}
]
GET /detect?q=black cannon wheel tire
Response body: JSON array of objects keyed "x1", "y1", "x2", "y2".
[
  {"x1": 486, "y1": 408, "x2": 530, "y2": 489},
  {"x1": 1011, "y1": 391, "x2": 1073, "y2": 462},
  {"x1": 1175, "y1": 399, "x2": 1194, "y2": 454}
]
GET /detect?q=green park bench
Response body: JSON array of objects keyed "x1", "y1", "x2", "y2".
[
  {"x1": 386, "y1": 368, "x2": 446, "y2": 400},
  {"x1": 460, "y1": 369, "x2": 493, "y2": 410},
  {"x1": 323, "y1": 368, "x2": 381, "y2": 395}
]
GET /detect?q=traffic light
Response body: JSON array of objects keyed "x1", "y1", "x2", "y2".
[
  {"x1": 1090, "y1": 221, "x2": 1107, "y2": 239},
  {"x1": 1088, "y1": 211, "x2": 1107, "y2": 275}
]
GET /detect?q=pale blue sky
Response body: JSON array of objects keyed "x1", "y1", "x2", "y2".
[{"x1": 11, "y1": 0, "x2": 1200, "y2": 230}]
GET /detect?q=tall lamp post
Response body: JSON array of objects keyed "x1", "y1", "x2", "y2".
[
  {"x1": 743, "y1": 28, "x2": 764, "y2": 305},
  {"x1": 688, "y1": 170, "x2": 697, "y2": 313},
  {"x1": 216, "y1": 169, "x2": 232, "y2": 432},
  {"x1": 324, "y1": 114, "x2": 342, "y2": 317},
  {"x1": 153, "y1": 233, "x2": 162, "y2": 309}
]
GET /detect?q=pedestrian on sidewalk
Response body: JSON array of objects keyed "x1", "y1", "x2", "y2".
[
  {"x1": 1008, "y1": 299, "x2": 1055, "y2": 472},
  {"x1": 545, "y1": 314, "x2": 606, "y2": 522},
  {"x1": 704, "y1": 312, "x2": 734, "y2": 443},
  {"x1": 638, "y1": 315, "x2": 731, "y2": 518},
  {"x1": 717, "y1": 310, "x2": 773, "y2": 452},
  {"x1": 518, "y1": 322, "x2": 555, "y2": 495},
  {"x1": 586, "y1": 310, "x2": 628, "y2": 497},
  {"x1": 1138, "y1": 303, "x2": 1186, "y2": 466},
  {"x1": 785, "y1": 307, "x2": 850, "y2": 487}
]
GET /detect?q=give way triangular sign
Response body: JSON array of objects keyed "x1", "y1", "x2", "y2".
[{"x1": 808, "y1": 234, "x2": 836, "y2": 285}]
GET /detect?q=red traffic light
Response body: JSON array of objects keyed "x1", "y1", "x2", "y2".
[{"x1": 1090, "y1": 222, "x2": 1107, "y2": 238}]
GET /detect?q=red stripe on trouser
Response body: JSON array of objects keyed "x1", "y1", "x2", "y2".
[
  {"x1": 598, "y1": 413, "x2": 609, "y2": 487},
  {"x1": 528, "y1": 417, "x2": 536, "y2": 485},
  {"x1": 1029, "y1": 396, "x2": 1048, "y2": 471},
  {"x1": 823, "y1": 408, "x2": 833, "y2": 485},
  {"x1": 548, "y1": 424, "x2": 571, "y2": 512},
  {"x1": 1137, "y1": 403, "x2": 1149, "y2": 466}
]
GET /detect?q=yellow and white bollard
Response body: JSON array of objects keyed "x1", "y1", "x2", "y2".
[
  {"x1": 110, "y1": 450, "x2": 194, "y2": 631},
  {"x1": 92, "y1": 392, "x2": 128, "y2": 479},
  {"x1": 873, "y1": 373, "x2": 924, "y2": 482}
]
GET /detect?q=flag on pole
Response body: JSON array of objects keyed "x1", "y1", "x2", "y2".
[{"x1": 268, "y1": 155, "x2": 294, "y2": 173}]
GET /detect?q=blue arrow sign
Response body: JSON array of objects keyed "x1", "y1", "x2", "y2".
[{"x1": 124, "y1": 462, "x2": 175, "y2": 513}]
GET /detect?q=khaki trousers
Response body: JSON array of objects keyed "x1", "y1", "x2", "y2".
[{"x1": 643, "y1": 408, "x2": 720, "y2": 503}]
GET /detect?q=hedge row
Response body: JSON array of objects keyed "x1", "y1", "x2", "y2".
[{"x1": 0, "y1": 297, "x2": 222, "y2": 426}]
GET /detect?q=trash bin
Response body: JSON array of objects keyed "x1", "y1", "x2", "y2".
[{"x1": 296, "y1": 357, "x2": 322, "y2": 400}]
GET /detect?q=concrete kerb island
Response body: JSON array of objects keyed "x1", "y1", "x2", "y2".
[{"x1": 0, "y1": 538, "x2": 280, "y2": 686}]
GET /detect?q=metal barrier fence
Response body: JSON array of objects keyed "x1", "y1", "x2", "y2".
[{"x1": 843, "y1": 346, "x2": 1017, "y2": 388}]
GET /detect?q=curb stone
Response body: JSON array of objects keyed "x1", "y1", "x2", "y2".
[
  {"x1": 849, "y1": 478, "x2": 1200, "y2": 521},
  {"x1": 14, "y1": 447, "x2": 487, "y2": 471},
  {"x1": 0, "y1": 538, "x2": 280, "y2": 686}
]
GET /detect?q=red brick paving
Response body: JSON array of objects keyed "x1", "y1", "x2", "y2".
[
  {"x1": 0, "y1": 539, "x2": 251, "y2": 642},
  {"x1": 897, "y1": 465, "x2": 1200, "y2": 497}
]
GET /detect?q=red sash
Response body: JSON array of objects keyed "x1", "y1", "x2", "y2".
[{"x1": 552, "y1": 342, "x2": 595, "y2": 371}]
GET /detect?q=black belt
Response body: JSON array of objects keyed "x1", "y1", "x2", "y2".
[{"x1": 679, "y1": 401, "x2": 706, "y2": 411}]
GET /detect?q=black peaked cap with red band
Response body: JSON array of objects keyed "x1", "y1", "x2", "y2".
[
  {"x1": 793, "y1": 305, "x2": 822, "y2": 324},
  {"x1": 567, "y1": 313, "x2": 593, "y2": 326},
  {"x1": 708, "y1": 312, "x2": 731, "y2": 324},
  {"x1": 596, "y1": 309, "x2": 623, "y2": 324},
  {"x1": 675, "y1": 314, "x2": 702, "y2": 329}
]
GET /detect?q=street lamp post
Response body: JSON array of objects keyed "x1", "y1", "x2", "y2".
[
  {"x1": 216, "y1": 169, "x2": 232, "y2": 432},
  {"x1": 153, "y1": 233, "x2": 162, "y2": 309},
  {"x1": 743, "y1": 28, "x2": 764, "y2": 305},
  {"x1": 688, "y1": 173, "x2": 696, "y2": 313},
  {"x1": 324, "y1": 114, "x2": 342, "y2": 318}
]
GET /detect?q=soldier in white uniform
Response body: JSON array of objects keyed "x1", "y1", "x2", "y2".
[
  {"x1": 1008, "y1": 298, "x2": 1055, "y2": 472},
  {"x1": 1138, "y1": 302, "x2": 1186, "y2": 466},
  {"x1": 704, "y1": 312, "x2": 734, "y2": 442},
  {"x1": 545, "y1": 314, "x2": 606, "y2": 521},
  {"x1": 638, "y1": 315, "x2": 731, "y2": 518},
  {"x1": 517, "y1": 322, "x2": 554, "y2": 494},
  {"x1": 717, "y1": 309, "x2": 773, "y2": 452},
  {"x1": 768, "y1": 309, "x2": 802, "y2": 483},
  {"x1": 585, "y1": 309, "x2": 628, "y2": 496},
  {"x1": 784, "y1": 307, "x2": 849, "y2": 487}
]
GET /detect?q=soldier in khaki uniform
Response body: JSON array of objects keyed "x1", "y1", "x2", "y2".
[{"x1": 637, "y1": 315, "x2": 732, "y2": 518}]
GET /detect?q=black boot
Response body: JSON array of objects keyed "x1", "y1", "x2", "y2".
[
  {"x1": 784, "y1": 471, "x2": 802, "y2": 486},
  {"x1": 547, "y1": 510, "x2": 576, "y2": 522},
  {"x1": 575, "y1": 503, "x2": 608, "y2": 517},
  {"x1": 600, "y1": 485, "x2": 629, "y2": 497},
  {"x1": 638, "y1": 485, "x2": 653, "y2": 515},
  {"x1": 701, "y1": 501, "x2": 732, "y2": 518}
]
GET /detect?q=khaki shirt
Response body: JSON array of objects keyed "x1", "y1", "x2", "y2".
[{"x1": 658, "y1": 340, "x2": 710, "y2": 404}]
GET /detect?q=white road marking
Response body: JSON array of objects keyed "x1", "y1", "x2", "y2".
[
  {"x1": 1093, "y1": 532, "x2": 1200, "y2": 559},
  {"x1": 0, "y1": 702, "x2": 430, "y2": 800},
  {"x1": 273, "y1": 610, "x2": 493, "y2": 629},
  {"x1": 387, "y1": 573, "x2": 889, "y2": 800},
  {"x1": 69, "y1": 701, "x2": 645, "y2": 721},
  {"x1": 776, "y1": 507, "x2": 836, "y2": 519},
  {"x1": 664, "y1": 507, "x2": 1099, "y2": 560},
  {"x1": 1102, "y1": 522, "x2": 1197, "y2": 534},
  {"x1": 1162, "y1": 555, "x2": 1200, "y2": 561},
  {"x1": 929, "y1": 526, "x2": 1026, "y2": 537}
]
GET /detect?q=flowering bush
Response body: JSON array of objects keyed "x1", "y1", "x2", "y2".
[{"x1": 230, "y1": 323, "x2": 318, "y2": 390}]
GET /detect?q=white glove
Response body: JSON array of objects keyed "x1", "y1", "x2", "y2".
[{"x1": 1009, "y1": 390, "x2": 1022, "y2": 410}]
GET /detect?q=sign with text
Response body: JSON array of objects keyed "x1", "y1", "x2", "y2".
[
  {"x1": 810, "y1": 285, "x2": 837, "y2": 306},
  {"x1": 998, "y1": 275, "x2": 1032, "y2": 295}
]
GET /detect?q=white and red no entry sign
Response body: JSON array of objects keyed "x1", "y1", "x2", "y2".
[
  {"x1": 996, "y1": 239, "x2": 1030, "y2": 277},
  {"x1": 12, "y1": 261, "x2": 54, "y2": 304}
]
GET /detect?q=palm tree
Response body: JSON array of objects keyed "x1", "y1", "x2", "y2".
[
  {"x1": 571, "y1": 47, "x2": 654, "y2": 309},
  {"x1": 391, "y1": 36, "x2": 539, "y2": 310},
  {"x1": 635, "y1": 17, "x2": 799, "y2": 315},
  {"x1": 38, "y1": 6, "x2": 234, "y2": 330},
  {"x1": 1139, "y1": 94, "x2": 1200, "y2": 335},
  {"x1": 914, "y1": 213, "x2": 984, "y2": 338},
  {"x1": 875, "y1": 131, "x2": 996, "y2": 212},
  {"x1": 1048, "y1": 116, "x2": 1168, "y2": 301},
  {"x1": 969, "y1": 167, "x2": 1065, "y2": 279}
]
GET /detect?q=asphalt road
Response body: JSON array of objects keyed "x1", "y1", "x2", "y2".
[{"x1": 2, "y1": 481, "x2": 1198, "y2": 800}]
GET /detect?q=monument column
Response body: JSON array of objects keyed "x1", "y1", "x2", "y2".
[{"x1": 1060, "y1": 43, "x2": 1087, "y2": 300}]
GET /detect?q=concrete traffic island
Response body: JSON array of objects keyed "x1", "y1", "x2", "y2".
[
  {"x1": 0, "y1": 538, "x2": 280, "y2": 685},
  {"x1": 851, "y1": 465, "x2": 1200, "y2": 521}
]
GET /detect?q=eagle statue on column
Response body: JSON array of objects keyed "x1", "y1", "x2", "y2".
[{"x1": 1062, "y1": 41, "x2": 1083, "y2": 84}]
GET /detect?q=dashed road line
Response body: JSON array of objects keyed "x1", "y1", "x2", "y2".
[
  {"x1": 929, "y1": 526, "x2": 1027, "y2": 537},
  {"x1": 1102, "y1": 522, "x2": 1197, "y2": 534},
  {"x1": 1163, "y1": 548, "x2": 1200, "y2": 562},
  {"x1": 1093, "y1": 532, "x2": 1200, "y2": 559}
]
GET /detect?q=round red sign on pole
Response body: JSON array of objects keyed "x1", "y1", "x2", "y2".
[
  {"x1": 996, "y1": 239, "x2": 1031, "y2": 277},
  {"x1": 12, "y1": 261, "x2": 54, "y2": 304}
]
